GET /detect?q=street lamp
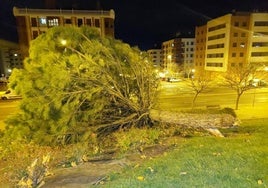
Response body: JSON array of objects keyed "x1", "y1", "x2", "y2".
[
  {"x1": 61, "y1": 39, "x2": 67, "y2": 46},
  {"x1": 191, "y1": 69, "x2": 195, "y2": 78}
]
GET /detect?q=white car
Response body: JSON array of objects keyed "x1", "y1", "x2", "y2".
[
  {"x1": 168, "y1": 77, "x2": 182, "y2": 83},
  {"x1": 0, "y1": 89, "x2": 22, "y2": 100}
]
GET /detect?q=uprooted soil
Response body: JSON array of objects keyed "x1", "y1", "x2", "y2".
[{"x1": 42, "y1": 139, "x2": 176, "y2": 188}]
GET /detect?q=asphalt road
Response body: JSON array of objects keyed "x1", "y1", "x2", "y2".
[
  {"x1": 156, "y1": 81, "x2": 268, "y2": 110},
  {"x1": 0, "y1": 100, "x2": 20, "y2": 130},
  {"x1": 0, "y1": 83, "x2": 268, "y2": 128}
]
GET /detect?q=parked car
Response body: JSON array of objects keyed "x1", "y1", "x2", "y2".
[
  {"x1": 168, "y1": 77, "x2": 182, "y2": 83},
  {"x1": 249, "y1": 79, "x2": 267, "y2": 87},
  {"x1": 0, "y1": 89, "x2": 22, "y2": 100}
]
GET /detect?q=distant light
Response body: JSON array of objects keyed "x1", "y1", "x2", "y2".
[
  {"x1": 40, "y1": 18, "x2": 46, "y2": 25},
  {"x1": 61, "y1": 39, "x2": 67, "y2": 45},
  {"x1": 8, "y1": 69, "x2": 12, "y2": 73},
  {"x1": 14, "y1": 53, "x2": 18, "y2": 57}
]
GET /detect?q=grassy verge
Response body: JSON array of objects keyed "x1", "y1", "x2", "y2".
[{"x1": 100, "y1": 118, "x2": 268, "y2": 188}]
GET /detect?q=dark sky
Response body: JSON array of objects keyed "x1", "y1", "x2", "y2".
[{"x1": 1, "y1": 0, "x2": 268, "y2": 50}]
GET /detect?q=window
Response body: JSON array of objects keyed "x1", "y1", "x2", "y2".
[
  {"x1": 95, "y1": 19, "x2": 100, "y2": 27},
  {"x1": 32, "y1": 31, "x2": 38, "y2": 39},
  {"x1": 232, "y1": 43, "x2": 237, "y2": 47},
  {"x1": 241, "y1": 33, "x2": 246, "y2": 37},
  {"x1": 78, "y1": 18, "x2": 83, "y2": 26},
  {"x1": 233, "y1": 33, "x2": 238, "y2": 37},
  {"x1": 252, "y1": 42, "x2": 268, "y2": 47},
  {"x1": 207, "y1": 43, "x2": 224, "y2": 49},
  {"x1": 254, "y1": 21, "x2": 268, "y2": 26},
  {"x1": 232, "y1": 53, "x2": 236, "y2": 57},
  {"x1": 47, "y1": 17, "x2": 59, "y2": 27},
  {"x1": 65, "y1": 18, "x2": 72, "y2": 24},
  {"x1": 31, "y1": 18, "x2": 37, "y2": 27},
  {"x1": 207, "y1": 53, "x2": 224, "y2": 58},
  {"x1": 206, "y1": 62, "x2": 223, "y2": 67},
  {"x1": 86, "y1": 19, "x2": 92, "y2": 26},
  {"x1": 253, "y1": 32, "x2": 268, "y2": 37},
  {"x1": 208, "y1": 34, "x2": 225, "y2": 41},
  {"x1": 242, "y1": 22, "x2": 247, "y2": 27},
  {"x1": 251, "y1": 52, "x2": 268, "y2": 56},
  {"x1": 208, "y1": 23, "x2": 226, "y2": 32},
  {"x1": 234, "y1": 22, "x2": 239, "y2": 27},
  {"x1": 39, "y1": 18, "x2": 47, "y2": 26},
  {"x1": 239, "y1": 52, "x2": 244, "y2": 57},
  {"x1": 105, "y1": 20, "x2": 109, "y2": 28}
]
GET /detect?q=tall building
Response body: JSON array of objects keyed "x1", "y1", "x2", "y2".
[
  {"x1": 194, "y1": 25, "x2": 207, "y2": 75},
  {"x1": 0, "y1": 39, "x2": 23, "y2": 79},
  {"x1": 181, "y1": 38, "x2": 195, "y2": 77},
  {"x1": 161, "y1": 38, "x2": 195, "y2": 77},
  {"x1": 147, "y1": 49, "x2": 162, "y2": 69},
  {"x1": 194, "y1": 11, "x2": 268, "y2": 76},
  {"x1": 13, "y1": 6, "x2": 115, "y2": 57}
]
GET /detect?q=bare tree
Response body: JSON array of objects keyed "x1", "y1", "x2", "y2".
[
  {"x1": 223, "y1": 65, "x2": 257, "y2": 110},
  {"x1": 187, "y1": 73, "x2": 211, "y2": 109}
]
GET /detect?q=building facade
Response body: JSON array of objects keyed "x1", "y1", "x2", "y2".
[
  {"x1": 0, "y1": 39, "x2": 23, "y2": 79},
  {"x1": 147, "y1": 49, "x2": 162, "y2": 69},
  {"x1": 13, "y1": 6, "x2": 115, "y2": 57},
  {"x1": 194, "y1": 11, "x2": 268, "y2": 76},
  {"x1": 161, "y1": 38, "x2": 195, "y2": 77}
]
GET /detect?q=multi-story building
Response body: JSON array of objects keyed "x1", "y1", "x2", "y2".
[
  {"x1": 161, "y1": 38, "x2": 195, "y2": 77},
  {"x1": 147, "y1": 49, "x2": 162, "y2": 69},
  {"x1": 13, "y1": 6, "x2": 115, "y2": 57},
  {"x1": 194, "y1": 11, "x2": 268, "y2": 76},
  {"x1": 248, "y1": 13, "x2": 268, "y2": 67},
  {"x1": 181, "y1": 38, "x2": 195, "y2": 77},
  {"x1": 0, "y1": 39, "x2": 23, "y2": 79},
  {"x1": 194, "y1": 25, "x2": 207, "y2": 75}
]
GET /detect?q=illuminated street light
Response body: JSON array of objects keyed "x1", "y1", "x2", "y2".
[{"x1": 61, "y1": 39, "x2": 67, "y2": 46}]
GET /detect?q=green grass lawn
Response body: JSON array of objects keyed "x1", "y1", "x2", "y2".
[{"x1": 101, "y1": 118, "x2": 268, "y2": 188}]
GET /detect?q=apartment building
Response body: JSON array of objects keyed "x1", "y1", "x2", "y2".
[
  {"x1": 13, "y1": 6, "x2": 115, "y2": 57},
  {"x1": 161, "y1": 38, "x2": 195, "y2": 77},
  {"x1": 195, "y1": 11, "x2": 268, "y2": 76},
  {"x1": 181, "y1": 38, "x2": 195, "y2": 77},
  {"x1": 194, "y1": 25, "x2": 207, "y2": 75},
  {"x1": 0, "y1": 39, "x2": 23, "y2": 79},
  {"x1": 147, "y1": 49, "x2": 162, "y2": 69}
]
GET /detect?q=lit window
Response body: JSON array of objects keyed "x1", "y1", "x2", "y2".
[
  {"x1": 39, "y1": 18, "x2": 47, "y2": 25},
  {"x1": 48, "y1": 18, "x2": 59, "y2": 27}
]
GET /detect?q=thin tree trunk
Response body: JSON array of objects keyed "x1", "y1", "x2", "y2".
[
  {"x1": 235, "y1": 93, "x2": 242, "y2": 110},
  {"x1": 192, "y1": 93, "x2": 199, "y2": 109}
]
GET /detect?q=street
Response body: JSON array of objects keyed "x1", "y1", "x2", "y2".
[
  {"x1": 156, "y1": 81, "x2": 268, "y2": 110},
  {"x1": 0, "y1": 100, "x2": 20, "y2": 130},
  {"x1": 0, "y1": 82, "x2": 268, "y2": 129}
]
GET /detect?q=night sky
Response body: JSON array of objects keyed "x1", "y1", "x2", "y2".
[{"x1": 1, "y1": 0, "x2": 268, "y2": 50}]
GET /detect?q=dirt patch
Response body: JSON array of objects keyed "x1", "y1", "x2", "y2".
[{"x1": 42, "y1": 140, "x2": 175, "y2": 187}]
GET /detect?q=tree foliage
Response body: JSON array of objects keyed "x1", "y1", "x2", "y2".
[{"x1": 5, "y1": 26, "x2": 159, "y2": 145}]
